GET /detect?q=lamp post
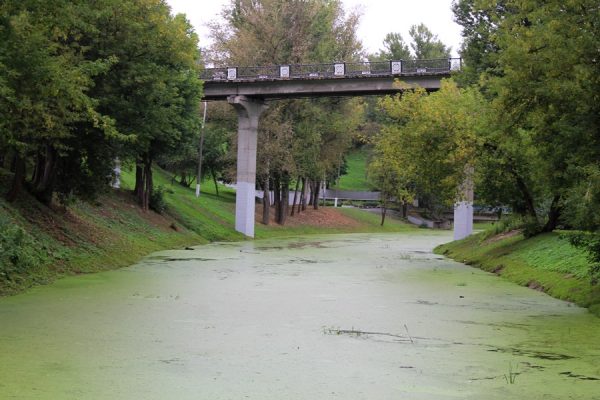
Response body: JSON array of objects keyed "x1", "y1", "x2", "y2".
[{"x1": 196, "y1": 101, "x2": 208, "y2": 198}]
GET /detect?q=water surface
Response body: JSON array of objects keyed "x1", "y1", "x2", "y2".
[{"x1": 0, "y1": 233, "x2": 599, "y2": 399}]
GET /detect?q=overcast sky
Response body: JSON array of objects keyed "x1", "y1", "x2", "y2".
[{"x1": 166, "y1": 0, "x2": 463, "y2": 58}]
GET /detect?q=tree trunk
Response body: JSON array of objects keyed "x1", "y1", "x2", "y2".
[
  {"x1": 302, "y1": 178, "x2": 308, "y2": 211},
  {"x1": 381, "y1": 201, "x2": 387, "y2": 226},
  {"x1": 31, "y1": 150, "x2": 45, "y2": 187},
  {"x1": 290, "y1": 178, "x2": 300, "y2": 216},
  {"x1": 543, "y1": 195, "x2": 561, "y2": 232},
  {"x1": 401, "y1": 202, "x2": 408, "y2": 218},
  {"x1": 144, "y1": 157, "x2": 153, "y2": 211},
  {"x1": 280, "y1": 174, "x2": 289, "y2": 225},
  {"x1": 261, "y1": 177, "x2": 270, "y2": 225},
  {"x1": 212, "y1": 169, "x2": 219, "y2": 196},
  {"x1": 511, "y1": 170, "x2": 537, "y2": 219},
  {"x1": 179, "y1": 172, "x2": 190, "y2": 187},
  {"x1": 273, "y1": 175, "x2": 281, "y2": 223},
  {"x1": 313, "y1": 180, "x2": 321, "y2": 210},
  {"x1": 33, "y1": 144, "x2": 57, "y2": 205},
  {"x1": 134, "y1": 159, "x2": 144, "y2": 203},
  {"x1": 297, "y1": 177, "x2": 305, "y2": 214},
  {"x1": 6, "y1": 154, "x2": 25, "y2": 202}
]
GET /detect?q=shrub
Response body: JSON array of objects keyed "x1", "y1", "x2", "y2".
[
  {"x1": 567, "y1": 232, "x2": 600, "y2": 285},
  {"x1": 150, "y1": 185, "x2": 168, "y2": 214},
  {"x1": 480, "y1": 215, "x2": 524, "y2": 241},
  {"x1": 522, "y1": 216, "x2": 544, "y2": 238},
  {"x1": 0, "y1": 218, "x2": 45, "y2": 282}
]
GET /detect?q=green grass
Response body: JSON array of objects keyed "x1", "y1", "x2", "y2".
[
  {"x1": 473, "y1": 221, "x2": 496, "y2": 231},
  {"x1": 1, "y1": 164, "x2": 419, "y2": 296},
  {"x1": 120, "y1": 166, "x2": 243, "y2": 242},
  {"x1": 435, "y1": 230, "x2": 600, "y2": 315},
  {"x1": 332, "y1": 149, "x2": 371, "y2": 191}
]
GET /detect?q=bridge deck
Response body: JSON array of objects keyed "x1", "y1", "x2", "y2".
[{"x1": 201, "y1": 58, "x2": 460, "y2": 100}]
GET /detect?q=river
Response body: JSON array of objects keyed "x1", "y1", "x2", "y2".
[{"x1": 0, "y1": 232, "x2": 598, "y2": 399}]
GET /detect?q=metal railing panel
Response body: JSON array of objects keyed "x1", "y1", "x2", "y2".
[
  {"x1": 201, "y1": 58, "x2": 461, "y2": 81},
  {"x1": 401, "y1": 58, "x2": 451, "y2": 74}
]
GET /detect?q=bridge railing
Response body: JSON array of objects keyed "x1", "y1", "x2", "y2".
[{"x1": 200, "y1": 58, "x2": 461, "y2": 81}]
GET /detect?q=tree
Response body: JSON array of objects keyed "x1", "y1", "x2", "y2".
[
  {"x1": 210, "y1": 0, "x2": 363, "y2": 224},
  {"x1": 409, "y1": 23, "x2": 452, "y2": 59},
  {"x1": 0, "y1": 0, "x2": 119, "y2": 204},
  {"x1": 371, "y1": 80, "x2": 484, "y2": 220},
  {"x1": 452, "y1": 0, "x2": 508, "y2": 86},
  {"x1": 0, "y1": 0, "x2": 202, "y2": 211},
  {"x1": 372, "y1": 32, "x2": 412, "y2": 61},
  {"x1": 85, "y1": 0, "x2": 202, "y2": 210}
]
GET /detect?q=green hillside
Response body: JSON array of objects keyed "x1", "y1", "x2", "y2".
[{"x1": 332, "y1": 149, "x2": 371, "y2": 191}]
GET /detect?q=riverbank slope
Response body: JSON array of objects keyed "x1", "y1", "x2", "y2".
[
  {"x1": 434, "y1": 230, "x2": 600, "y2": 316},
  {"x1": 0, "y1": 166, "x2": 415, "y2": 296}
]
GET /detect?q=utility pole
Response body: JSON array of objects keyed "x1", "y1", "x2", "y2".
[{"x1": 196, "y1": 101, "x2": 208, "y2": 198}]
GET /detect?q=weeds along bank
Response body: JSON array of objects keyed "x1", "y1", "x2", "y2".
[
  {"x1": 435, "y1": 228, "x2": 600, "y2": 317},
  {"x1": 0, "y1": 166, "x2": 418, "y2": 297}
]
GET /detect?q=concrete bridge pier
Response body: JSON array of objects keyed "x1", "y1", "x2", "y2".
[
  {"x1": 453, "y1": 167, "x2": 474, "y2": 240},
  {"x1": 228, "y1": 95, "x2": 268, "y2": 237}
]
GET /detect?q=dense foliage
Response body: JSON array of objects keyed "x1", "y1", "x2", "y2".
[
  {"x1": 209, "y1": 0, "x2": 364, "y2": 225},
  {"x1": 0, "y1": 0, "x2": 202, "y2": 210}
]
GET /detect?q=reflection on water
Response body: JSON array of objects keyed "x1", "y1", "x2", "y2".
[{"x1": 0, "y1": 233, "x2": 598, "y2": 399}]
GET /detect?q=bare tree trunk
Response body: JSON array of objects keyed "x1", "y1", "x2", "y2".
[
  {"x1": 6, "y1": 154, "x2": 25, "y2": 202},
  {"x1": 543, "y1": 195, "x2": 561, "y2": 232},
  {"x1": 280, "y1": 174, "x2": 289, "y2": 225},
  {"x1": 402, "y1": 202, "x2": 408, "y2": 218},
  {"x1": 261, "y1": 177, "x2": 270, "y2": 225},
  {"x1": 142, "y1": 156, "x2": 152, "y2": 211},
  {"x1": 297, "y1": 177, "x2": 305, "y2": 214},
  {"x1": 34, "y1": 144, "x2": 57, "y2": 205},
  {"x1": 313, "y1": 180, "x2": 321, "y2": 210},
  {"x1": 31, "y1": 150, "x2": 44, "y2": 187},
  {"x1": 212, "y1": 169, "x2": 219, "y2": 196},
  {"x1": 134, "y1": 158, "x2": 144, "y2": 202},
  {"x1": 290, "y1": 178, "x2": 300, "y2": 216},
  {"x1": 380, "y1": 198, "x2": 387, "y2": 226},
  {"x1": 273, "y1": 175, "x2": 281, "y2": 223},
  {"x1": 512, "y1": 171, "x2": 537, "y2": 219},
  {"x1": 302, "y1": 178, "x2": 308, "y2": 211}
]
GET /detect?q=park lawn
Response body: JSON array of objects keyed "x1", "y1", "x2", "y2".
[{"x1": 332, "y1": 149, "x2": 372, "y2": 191}]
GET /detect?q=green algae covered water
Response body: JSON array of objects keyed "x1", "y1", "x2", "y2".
[{"x1": 0, "y1": 233, "x2": 598, "y2": 399}]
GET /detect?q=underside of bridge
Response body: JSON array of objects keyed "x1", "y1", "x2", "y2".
[{"x1": 200, "y1": 59, "x2": 472, "y2": 240}]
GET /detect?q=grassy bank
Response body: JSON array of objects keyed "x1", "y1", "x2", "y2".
[
  {"x1": 435, "y1": 230, "x2": 600, "y2": 316},
  {"x1": 0, "y1": 165, "x2": 417, "y2": 296},
  {"x1": 332, "y1": 149, "x2": 371, "y2": 191}
]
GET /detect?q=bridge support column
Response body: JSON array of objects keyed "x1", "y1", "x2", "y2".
[
  {"x1": 228, "y1": 96, "x2": 268, "y2": 238},
  {"x1": 453, "y1": 167, "x2": 474, "y2": 240}
]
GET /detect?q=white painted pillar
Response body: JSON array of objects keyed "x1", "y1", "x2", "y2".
[
  {"x1": 453, "y1": 166, "x2": 474, "y2": 240},
  {"x1": 228, "y1": 96, "x2": 268, "y2": 238}
]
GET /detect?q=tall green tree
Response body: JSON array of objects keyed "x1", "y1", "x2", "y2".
[
  {"x1": 84, "y1": 0, "x2": 202, "y2": 210},
  {"x1": 371, "y1": 80, "x2": 484, "y2": 220},
  {"x1": 409, "y1": 23, "x2": 452, "y2": 59},
  {"x1": 0, "y1": 0, "x2": 119, "y2": 204},
  {"x1": 210, "y1": 0, "x2": 363, "y2": 224},
  {"x1": 455, "y1": 0, "x2": 600, "y2": 231}
]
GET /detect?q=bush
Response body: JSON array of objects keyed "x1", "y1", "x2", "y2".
[
  {"x1": 522, "y1": 216, "x2": 544, "y2": 238},
  {"x1": 150, "y1": 185, "x2": 168, "y2": 214},
  {"x1": 0, "y1": 218, "x2": 45, "y2": 282},
  {"x1": 567, "y1": 232, "x2": 600, "y2": 285},
  {"x1": 480, "y1": 215, "x2": 524, "y2": 241}
]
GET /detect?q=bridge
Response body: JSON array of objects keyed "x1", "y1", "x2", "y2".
[{"x1": 200, "y1": 58, "x2": 472, "y2": 240}]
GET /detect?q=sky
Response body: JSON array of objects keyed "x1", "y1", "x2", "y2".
[{"x1": 166, "y1": 0, "x2": 463, "y2": 58}]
